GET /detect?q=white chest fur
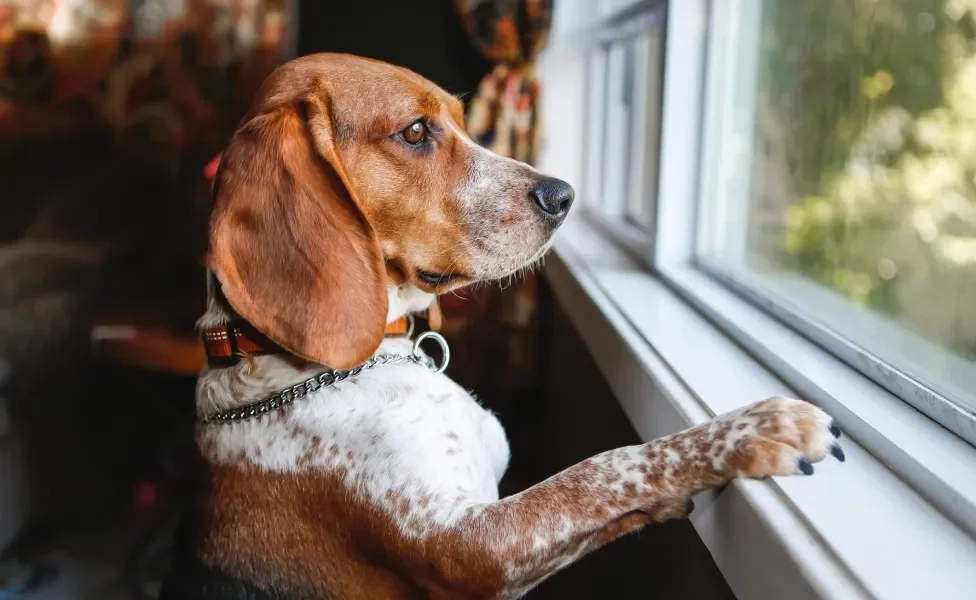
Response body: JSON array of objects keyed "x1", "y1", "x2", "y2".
[{"x1": 196, "y1": 337, "x2": 511, "y2": 532}]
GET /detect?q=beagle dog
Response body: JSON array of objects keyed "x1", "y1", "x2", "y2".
[{"x1": 160, "y1": 54, "x2": 844, "y2": 599}]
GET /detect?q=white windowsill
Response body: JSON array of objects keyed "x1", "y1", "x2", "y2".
[{"x1": 545, "y1": 216, "x2": 976, "y2": 600}]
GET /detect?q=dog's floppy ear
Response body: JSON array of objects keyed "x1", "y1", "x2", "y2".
[{"x1": 208, "y1": 99, "x2": 388, "y2": 369}]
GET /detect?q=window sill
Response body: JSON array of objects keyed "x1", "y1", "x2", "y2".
[{"x1": 545, "y1": 216, "x2": 976, "y2": 600}]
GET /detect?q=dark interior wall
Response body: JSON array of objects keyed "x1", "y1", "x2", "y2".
[
  {"x1": 523, "y1": 279, "x2": 736, "y2": 599},
  {"x1": 298, "y1": 0, "x2": 493, "y2": 97}
]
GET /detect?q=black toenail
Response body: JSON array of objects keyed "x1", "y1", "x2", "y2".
[
  {"x1": 686, "y1": 498, "x2": 695, "y2": 515},
  {"x1": 798, "y1": 457, "x2": 815, "y2": 475},
  {"x1": 831, "y1": 444, "x2": 845, "y2": 462},
  {"x1": 829, "y1": 424, "x2": 841, "y2": 438}
]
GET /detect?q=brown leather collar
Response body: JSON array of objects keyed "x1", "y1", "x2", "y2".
[{"x1": 202, "y1": 316, "x2": 414, "y2": 367}]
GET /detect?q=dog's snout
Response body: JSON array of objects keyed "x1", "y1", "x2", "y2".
[{"x1": 529, "y1": 178, "x2": 574, "y2": 222}]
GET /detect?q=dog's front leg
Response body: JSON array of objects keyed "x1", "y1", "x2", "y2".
[{"x1": 435, "y1": 396, "x2": 842, "y2": 598}]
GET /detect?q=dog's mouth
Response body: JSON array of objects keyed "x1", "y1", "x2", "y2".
[
  {"x1": 411, "y1": 237, "x2": 555, "y2": 289},
  {"x1": 415, "y1": 269, "x2": 466, "y2": 287}
]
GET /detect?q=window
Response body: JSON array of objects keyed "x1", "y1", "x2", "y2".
[
  {"x1": 541, "y1": 1, "x2": 976, "y2": 596},
  {"x1": 581, "y1": 3, "x2": 666, "y2": 232},
  {"x1": 695, "y1": 0, "x2": 976, "y2": 439},
  {"x1": 569, "y1": 0, "x2": 976, "y2": 443}
]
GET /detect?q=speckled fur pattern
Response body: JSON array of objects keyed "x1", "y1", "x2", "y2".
[{"x1": 194, "y1": 282, "x2": 844, "y2": 599}]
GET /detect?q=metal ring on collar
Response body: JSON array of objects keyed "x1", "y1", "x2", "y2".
[{"x1": 412, "y1": 331, "x2": 450, "y2": 374}]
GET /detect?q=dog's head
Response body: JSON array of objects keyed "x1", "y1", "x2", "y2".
[{"x1": 209, "y1": 54, "x2": 573, "y2": 368}]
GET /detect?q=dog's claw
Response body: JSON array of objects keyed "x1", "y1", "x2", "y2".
[
  {"x1": 829, "y1": 424, "x2": 842, "y2": 438},
  {"x1": 830, "y1": 444, "x2": 846, "y2": 462},
  {"x1": 797, "y1": 457, "x2": 815, "y2": 475}
]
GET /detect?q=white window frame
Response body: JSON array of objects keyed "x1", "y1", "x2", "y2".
[{"x1": 537, "y1": 1, "x2": 976, "y2": 599}]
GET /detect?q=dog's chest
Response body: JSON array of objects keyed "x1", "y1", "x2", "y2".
[{"x1": 198, "y1": 342, "x2": 510, "y2": 525}]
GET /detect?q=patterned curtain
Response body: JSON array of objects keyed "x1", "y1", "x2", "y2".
[
  {"x1": 453, "y1": 0, "x2": 553, "y2": 165},
  {"x1": 0, "y1": 0, "x2": 287, "y2": 159}
]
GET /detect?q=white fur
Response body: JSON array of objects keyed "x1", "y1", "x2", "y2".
[
  {"x1": 444, "y1": 117, "x2": 551, "y2": 281},
  {"x1": 196, "y1": 282, "x2": 510, "y2": 536},
  {"x1": 386, "y1": 283, "x2": 435, "y2": 319}
]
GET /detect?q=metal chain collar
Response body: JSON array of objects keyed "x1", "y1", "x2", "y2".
[{"x1": 200, "y1": 331, "x2": 450, "y2": 425}]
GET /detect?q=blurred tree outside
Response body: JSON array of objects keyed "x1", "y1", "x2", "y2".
[{"x1": 751, "y1": 0, "x2": 976, "y2": 360}]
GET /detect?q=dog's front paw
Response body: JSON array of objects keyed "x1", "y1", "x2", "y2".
[{"x1": 713, "y1": 396, "x2": 844, "y2": 480}]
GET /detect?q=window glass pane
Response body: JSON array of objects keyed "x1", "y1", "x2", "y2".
[
  {"x1": 584, "y1": 50, "x2": 608, "y2": 209},
  {"x1": 699, "y1": 0, "x2": 976, "y2": 413},
  {"x1": 625, "y1": 29, "x2": 665, "y2": 230},
  {"x1": 601, "y1": 40, "x2": 637, "y2": 217}
]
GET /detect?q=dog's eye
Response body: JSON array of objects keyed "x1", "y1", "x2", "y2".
[{"x1": 402, "y1": 120, "x2": 427, "y2": 145}]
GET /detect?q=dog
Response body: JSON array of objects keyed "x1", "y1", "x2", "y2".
[{"x1": 159, "y1": 53, "x2": 844, "y2": 599}]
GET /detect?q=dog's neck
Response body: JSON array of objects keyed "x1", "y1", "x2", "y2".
[
  {"x1": 194, "y1": 272, "x2": 438, "y2": 417},
  {"x1": 197, "y1": 271, "x2": 436, "y2": 331}
]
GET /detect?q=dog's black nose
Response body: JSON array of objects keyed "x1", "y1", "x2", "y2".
[{"x1": 529, "y1": 178, "x2": 574, "y2": 222}]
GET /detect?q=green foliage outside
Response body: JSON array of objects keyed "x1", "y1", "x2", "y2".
[{"x1": 755, "y1": 0, "x2": 976, "y2": 359}]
